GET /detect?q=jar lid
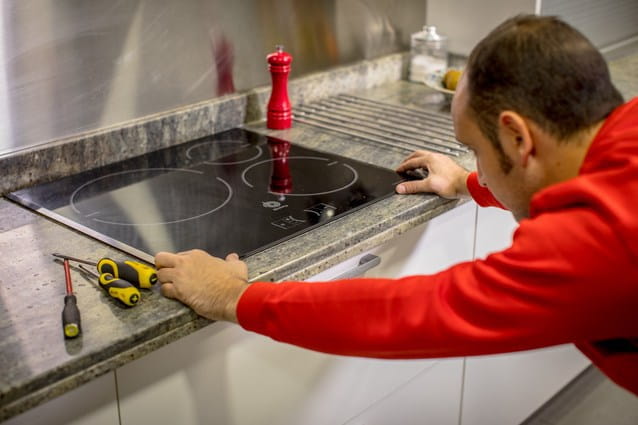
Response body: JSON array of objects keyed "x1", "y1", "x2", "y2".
[{"x1": 423, "y1": 26, "x2": 443, "y2": 41}]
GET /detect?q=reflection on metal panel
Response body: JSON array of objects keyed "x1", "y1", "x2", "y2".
[
  {"x1": 0, "y1": 0, "x2": 424, "y2": 156},
  {"x1": 426, "y1": 0, "x2": 537, "y2": 56},
  {"x1": 541, "y1": 0, "x2": 638, "y2": 49}
]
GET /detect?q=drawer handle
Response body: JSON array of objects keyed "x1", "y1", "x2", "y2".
[{"x1": 332, "y1": 254, "x2": 381, "y2": 280}]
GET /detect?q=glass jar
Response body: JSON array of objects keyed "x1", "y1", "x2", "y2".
[{"x1": 409, "y1": 25, "x2": 448, "y2": 83}]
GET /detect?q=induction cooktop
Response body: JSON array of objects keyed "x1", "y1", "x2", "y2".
[{"x1": 8, "y1": 128, "x2": 405, "y2": 262}]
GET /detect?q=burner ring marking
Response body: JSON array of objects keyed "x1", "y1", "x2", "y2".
[
  {"x1": 185, "y1": 140, "x2": 263, "y2": 165},
  {"x1": 241, "y1": 156, "x2": 359, "y2": 196},
  {"x1": 70, "y1": 168, "x2": 233, "y2": 226}
]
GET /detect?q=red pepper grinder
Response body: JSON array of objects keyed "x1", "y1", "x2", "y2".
[{"x1": 267, "y1": 45, "x2": 293, "y2": 129}]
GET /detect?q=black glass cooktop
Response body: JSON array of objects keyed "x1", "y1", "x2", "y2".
[{"x1": 8, "y1": 128, "x2": 405, "y2": 262}]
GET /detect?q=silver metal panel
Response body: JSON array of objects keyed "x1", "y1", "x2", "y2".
[
  {"x1": 541, "y1": 0, "x2": 638, "y2": 49},
  {"x1": 0, "y1": 0, "x2": 425, "y2": 156},
  {"x1": 426, "y1": 0, "x2": 537, "y2": 55}
]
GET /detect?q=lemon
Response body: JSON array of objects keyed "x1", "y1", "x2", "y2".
[{"x1": 443, "y1": 69, "x2": 462, "y2": 91}]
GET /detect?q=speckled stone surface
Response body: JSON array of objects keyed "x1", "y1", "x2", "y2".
[
  {"x1": 0, "y1": 197, "x2": 210, "y2": 418},
  {"x1": 1, "y1": 47, "x2": 636, "y2": 421}
]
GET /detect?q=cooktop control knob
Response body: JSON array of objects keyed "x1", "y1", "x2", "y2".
[{"x1": 267, "y1": 45, "x2": 293, "y2": 129}]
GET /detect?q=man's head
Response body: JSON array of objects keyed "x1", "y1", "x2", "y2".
[{"x1": 452, "y1": 15, "x2": 624, "y2": 219}]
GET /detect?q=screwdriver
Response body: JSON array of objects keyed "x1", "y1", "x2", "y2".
[
  {"x1": 52, "y1": 253, "x2": 158, "y2": 289},
  {"x1": 62, "y1": 259, "x2": 81, "y2": 338},
  {"x1": 78, "y1": 264, "x2": 141, "y2": 307}
]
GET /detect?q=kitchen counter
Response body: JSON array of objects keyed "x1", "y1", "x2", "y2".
[
  {"x1": 1, "y1": 47, "x2": 636, "y2": 421},
  {"x1": 0, "y1": 53, "x2": 470, "y2": 419}
]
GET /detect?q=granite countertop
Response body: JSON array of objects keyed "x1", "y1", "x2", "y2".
[
  {"x1": 1, "y1": 47, "x2": 636, "y2": 421},
  {"x1": 0, "y1": 63, "x2": 470, "y2": 419}
]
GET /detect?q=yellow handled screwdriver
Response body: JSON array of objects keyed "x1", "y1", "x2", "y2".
[
  {"x1": 62, "y1": 259, "x2": 81, "y2": 338},
  {"x1": 52, "y1": 253, "x2": 158, "y2": 289},
  {"x1": 96, "y1": 258, "x2": 157, "y2": 289},
  {"x1": 78, "y1": 264, "x2": 141, "y2": 307}
]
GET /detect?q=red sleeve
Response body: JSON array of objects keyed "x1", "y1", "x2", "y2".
[
  {"x1": 466, "y1": 172, "x2": 505, "y2": 209},
  {"x1": 237, "y1": 208, "x2": 638, "y2": 359}
]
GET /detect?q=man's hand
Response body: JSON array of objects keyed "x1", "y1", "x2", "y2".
[
  {"x1": 395, "y1": 150, "x2": 471, "y2": 199},
  {"x1": 155, "y1": 250, "x2": 250, "y2": 323}
]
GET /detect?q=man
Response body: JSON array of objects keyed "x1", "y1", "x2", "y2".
[{"x1": 155, "y1": 15, "x2": 638, "y2": 394}]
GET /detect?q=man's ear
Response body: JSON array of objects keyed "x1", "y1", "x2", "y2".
[{"x1": 498, "y1": 111, "x2": 534, "y2": 166}]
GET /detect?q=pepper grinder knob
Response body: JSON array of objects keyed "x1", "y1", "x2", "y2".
[{"x1": 267, "y1": 45, "x2": 293, "y2": 129}]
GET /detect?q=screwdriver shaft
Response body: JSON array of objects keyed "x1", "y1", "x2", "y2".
[
  {"x1": 63, "y1": 259, "x2": 73, "y2": 294},
  {"x1": 78, "y1": 264, "x2": 100, "y2": 279},
  {"x1": 52, "y1": 253, "x2": 98, "y2": 267}
]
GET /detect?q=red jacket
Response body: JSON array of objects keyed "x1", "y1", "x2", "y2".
[{"x1": 238, "y1": 98, "x2": 638, "y2": 395}]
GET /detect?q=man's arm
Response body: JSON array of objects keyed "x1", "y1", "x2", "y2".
[
  {"x1": 154, "y1": 202, "x2": 636, "y2": 360},
  {"x1": 235, "y1": 208, "x2": 637, "y2": 358}
]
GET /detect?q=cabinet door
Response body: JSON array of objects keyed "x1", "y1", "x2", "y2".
[
  {"x1": 474, "y1": 205, "x2": 518, "y2": 259},
  {"x1": 4, "y1": 372, "x2": 119, "y2": 425},
  {"x1": 117, "y1": 322, "x2": 448, "y2": 425},
  {"x1": 314, "y1": 201, "x2": 475, "y2": 425},
  {"x1": 117, "y1": 202, "x2": 476, "y2": 425},
  {"x1": 344, "y1": 358, "x2": 464, "y2": 425},
  {"x1": 462, "y1": 206, "x2": 590, "y2": 425},
  {"x1": 462, "y1": 347, "x2": 590, "y2": 425},
  {"x1": 367, "y1": 201, "x2": 477, "y2": 278}
]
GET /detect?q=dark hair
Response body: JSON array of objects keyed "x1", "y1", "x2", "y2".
[{"x1": 466, "y1": 15, "x2": 624, "y2": 172}]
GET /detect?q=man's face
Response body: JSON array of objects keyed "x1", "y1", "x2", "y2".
[{"x1": 451, "y1": 76, "x2": 531, "y2": 221}]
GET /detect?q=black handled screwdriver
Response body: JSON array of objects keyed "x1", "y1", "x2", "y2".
[
  {"x1": 62, "y1": 259, "x2": 81, "y2": 338},
  {"x1": 78, "y1": 264, "x2": 141, "y2": 307},
  {"x1": 52, "y1": 253, "x2": 158, "y2": 289}
]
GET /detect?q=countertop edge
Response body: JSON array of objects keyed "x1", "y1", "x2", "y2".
[{"x1": 0, "y1": 317, "x2": 211, "y2": 421}]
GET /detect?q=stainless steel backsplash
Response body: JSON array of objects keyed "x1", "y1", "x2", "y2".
[
  {"x1": 0, "y1": 0, "x2": 425, "y2": 156},
  {"x1": 541, "y1": 0, "x2": 638, "y2": 50}
]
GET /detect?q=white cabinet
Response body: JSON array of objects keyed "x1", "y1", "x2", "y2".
[
  {"x1": 473, "y1": 204, "x2": 518, "y2": 258},
  {"x1": 367, "y1": 200, "x2": 476, "y2": 279},
  {"x1": 117, "y1": 201, "x2": 477, "y2": 425},
  {"x1": 4, "y1": 372, "x2": 119, "y2": 425},
  {"x1": 461, "y1": 205, "x2": 590, "y2": 425},
  {"x1": 462, "y1": 347, "x2": 590, "y2": 425},
  {"x1": 117, "y1": 322, "x2": 450, "y2": 425},
  {"x1": 344, "y1": 358, "x2": 464, "y2": 425}
]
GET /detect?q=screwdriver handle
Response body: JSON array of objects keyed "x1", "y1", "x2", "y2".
[
  {"x1": 98, "y1": 273, "x2": 141, "y2": 307},
  {"x1": 97, "y1": 259, "x2": 158, "y2": 289},
  {"x1": 62, "y1": 294, "x2": 81, "y2": 338}
]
